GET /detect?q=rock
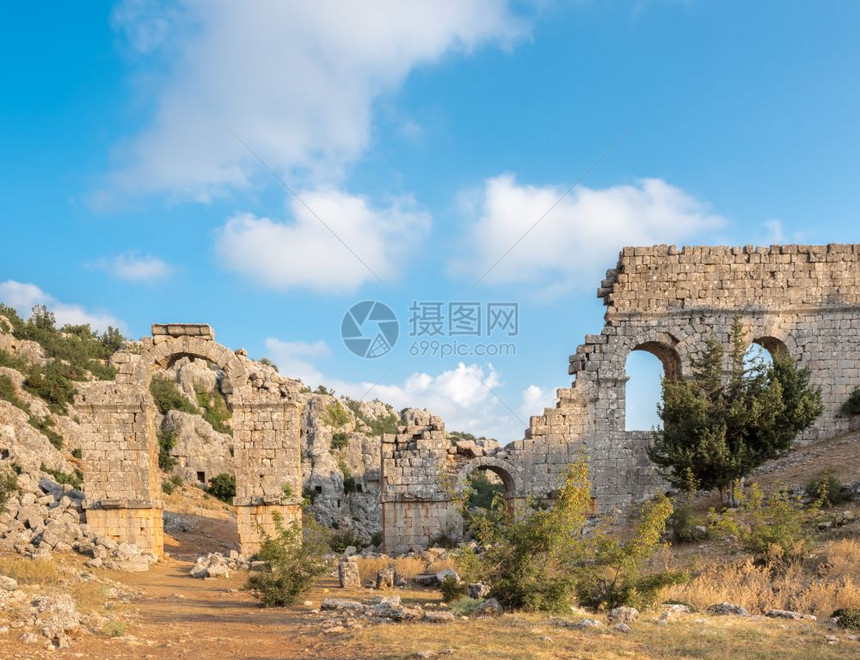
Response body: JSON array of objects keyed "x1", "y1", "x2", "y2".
[
  {"x1": 707, "y1": 602, "x2": 749, "y2": 617},
  {"x1": 435, "y1": 568, "x2": 460, "y2": 584},
  {"x1": 612, "y1": 623, "x2": 631, "y2": 633},
  {"x1": 413, "y1": 574, "x2": 438, "y2": 587},
  {"x1": 320, "y1": 598, "x2": 366, "y2": 613},
  {"x1": 474, "y1": 598, "x2": 503, "y2": 617},
  {"x1": 423, "y1": 611, "x2": 455, "y2": 624},
  {"x1": 338, "y1": 558, "x2": 361, "y2": 589},
  {"x1": 608, "y1": 606, "x2": 639, "y2": 624},
  {"x1": 0, "y1": 575, "x2": 17, "y2": 591},
  {"x1": 467, "y1": 583, "x2": 491, "y2": 599},
  {"x1": 576, "y1": 618, "x2": 603, "y2": 629},
  {"x1": 766, "y1": 609, "x2": 816, "y2": 621},
  {"x1": 206, "y1": 563, "x2": 230, "y2": 578},
  {"x1": 375, "y1": 568, "x2": 394, "y2": 589},
  {"x1": 32, "y1": 593, "x2": 80, "y2": 644}
]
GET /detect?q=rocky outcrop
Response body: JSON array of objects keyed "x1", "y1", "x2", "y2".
[{"x1": 163, "y1": 410, "x2": 233, "y2": 484}]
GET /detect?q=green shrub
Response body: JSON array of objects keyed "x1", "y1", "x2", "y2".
[
  {"x1": 195, "y1": 386, "x2": 232, "y2": 435},
  {"x1": 162, "y1": 478, "x2": 177, "y2": 495},
  {"x1": 23, "y1": 362, "x2": 77, "y2": 414},
  {"x1": 259, "y1": 357, "x2": 278, "y2": 372},
  {"x1": 339, "y1": 459, "x2": 359, "y2": 494},
  {"x1": 466, "y1": 471, "x2": 506, "y2": 510},
  {"x1": 0, "y1": 466, "x2": 20, "y2": 510},
  {"x1": 149, "y1": 375, "x2": 197, "y2": 415},
  {"x1": 710, "y1": 482, "x2": 816, "y2": 566},
  {"x1": 344, "y1": 399, "x2": 400, "y2": 436},
  {"x1": 71, "y1": 448, "x2": 82, "y2": 459},
  {"x1": 40, "y1": 464, "x2": 83, "y2": 489},
  {"x1": 28, "y1": 415, "x2": 62, "y2": 449},
  {"x1": 330, "y1": 432, "x2": 349, "y2": 450},
  {"x1": 842, "y1": 388, "x2": 860, "y2": 416},
  {"x1": 668, "y1": 497, "x2": 708, "y2": 544},
  {"x1": 329, "y1": 529, "x2": 365, "y2": 553},
  {"x1": 324, "y1": 402, "x2": 351, "y2": 427},
  {"x1": 302, "y1": 485, "x2": 318, "y2": 506},
  {"x1": 314, "y1": 385, "x2": 335, "y2": 395},
  {"x1": 245, "y1": 513, "x2": 329, "y2": 607},
  {"x1": 0, "y1": 374, "x2": 28, "y2": 411},
  {"x1": 449, "y1": 597, "x2": 481, "y2": 616},
  {"x1": 833, "y1": 608, "x2": 860, "y2": 630},
  {"x1": 157, "y1": 428, "x2": 178, "y2": 471},
  {"x1": 805, "y1": 470, "x2": 848, "y2": 507},
  {"x1": 440, "y1": 575, "x2": 467, "y2": 602},
  {"x1": 0, "y1": 348, "x2": 27, "y2": 371},
  {"x1": 207, "y1": 472, "x2": 236, "y2": 502},
  {"x1": 282, "y1": 483, "x2": 293, "y2": 499}
]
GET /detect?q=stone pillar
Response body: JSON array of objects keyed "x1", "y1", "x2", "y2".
[
  {"x1": 233, "y1": 395, "x2": 303, "y2": 555},
  {"x1": 75, "y1": 383, "x2": 164, "y2": 556}
]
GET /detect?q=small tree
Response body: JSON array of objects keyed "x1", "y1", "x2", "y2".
[
  {"x1": 245, "y1": 512, "x2": 329, "y2": 607},
  {"x1": 649, "y1": 318, "x2": 822, "y2": 505}
]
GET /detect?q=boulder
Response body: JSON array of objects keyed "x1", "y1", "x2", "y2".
[
  {"x1": 608, "y1": 606, "x2": 639, "y2": 624},
  {"x1": 474, "y1": 598, "x2": 503, "y2": 617},
  {"x1": 707, "y1": 602, "x2": 749, "y2": 617},
  {"x1": 338, "y1": 558, "x2": 361, "y2": 589}
]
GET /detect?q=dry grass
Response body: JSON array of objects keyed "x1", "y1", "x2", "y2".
[
  {"x1": 660, "y1": 538, "x2": 860, "y2": 616},
  {"x1": 392, "y1": 556, "x2": 429, "y2": 579},
  {"x1": 356, "y1": 556, "x2": 391, "y2": 582}
]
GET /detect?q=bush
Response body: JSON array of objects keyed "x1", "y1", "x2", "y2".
[
  {"x1": 23, "y1": 362, "x2": 78, "y2": 414},
  {"x1": 0, "y1": 374, "x2": 28, "y2": 411},
  {"x1": 806, "y1": 471, "x2": 848, "y2": 507},
  {"x1": 339, "y1": 459, "x2": 359, "y2": 494},
  {"x1": 245, "y1": 513, "x2": 330, "y2": 607},
  {"x1": 28, "y1": 415, "x2": 62, "y2": 449},
  {"x1": 195, "y1": 386, "x2": 232, "y2": 435},
  {"x1": 466, "y1": 471, "x2": 506, "y2": 510},
  {"x1": 324, "y1": 402, "x2": 351, "y2": 427},
  {"x1": 157, "y1": 428, "x2": 178, "y2": 471},
  {"x1": 0, "y1": 348, "x2": 27, "y2": 371},
  {"x1": 842, "y1": 388, "x2": 860, "y2": 416},
  {"x1": 149, "y1": 375, "x2": 197, "y2": 415},
  {"x1": 449, "y1": 597, "x2": 481, "y2": 616},
  {"x1": 463, "y1": 460, "x2": 675, "y2": 613},
  {"x1": 71, "y1": 448, "x2": 82, "y2": 459},
  {"x1": 329, "y1": 529, "x2": 365, "y2": 553},
  {"x1": 259, "y1": 357, "x2": 278, "y2": 372},
  {"x1": 0, "y1": 466, "x2": 20, "y2": 510},
  {"x1": 344, "y1": 399, "x2": 400, "y2": 436},
  {"x1": 440, "y1": 575, "x2": 467, "y2": 602},
  {"x1": 669, "y1": 497, "x2": 708, "y2": 544},
  {"x1": 331, "y1": 432, "x2": 349, "y2": 450},
  {"x1": 207, "y1": 472, "x2": 236, "y2": 502},
  {"x1": 162, "y1": 479, "x2": 177, "y2": 495},
  {"x1": 711, "y1": 483, "x2": 816, "y2": 566},
  {"x1": 41, "y1": 464, "x2": 82, "y2": 489},
  {"x1": 833, "y1": 608, "x2": 860, "y2": 630}
]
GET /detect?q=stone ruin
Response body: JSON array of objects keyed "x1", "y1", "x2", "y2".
[
  {"x1": 381, "y1": 244, "x2": 860, "y2": 554},
  {"x1": 74, "y1": 323, "x2": 303, "y2": 556}
]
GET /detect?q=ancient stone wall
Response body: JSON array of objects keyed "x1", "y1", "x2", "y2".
[
  {"x1": 381, "y1": 244, "x2": 860, "y2": 552},
  {"x1": 75, "y1": 324, "x2": 303, "y2": 556}
]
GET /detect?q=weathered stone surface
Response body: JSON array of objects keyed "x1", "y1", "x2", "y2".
[
  {"x1": 608, "y1": 606, "x2": 639, "y2": 624},
  {"x1": 338, "y1": 558, "x2": 361, "y2": 589},
  {"x1": 422, "y1": 611, "x2": 455, "y2": 623},
  {"x1": 708, "y1": 602, "x2": 749, "y2": 617},
  {"x1": 474, "y1": 598, "x2": 503, "y2": 617},
  {"x1": 766, "y1": 609, "x2": 816, "y2": 621}
]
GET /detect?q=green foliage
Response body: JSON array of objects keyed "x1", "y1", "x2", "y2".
[
  {"x1": 449, "y1": 597, "x2": 481, "y2": 616},
  {"x1": 462, "y1": 460, "x2": 675, "y2": 613},
  {"x1": 282, "y1": 483, "x2": 293, "y2": 499},
  {"x1": 338, "y1": 458, "x2": 359, "y2": 494},
  {"x1": 23, "y1": 362, "x2": 78, "y2": 414},
  {"x1": 246, "y1": 513, "x2": 330, "y2": 607},
  {"x1": 832, "y1": 608, "x2": 860, "y2": 630},
  {"x1": 40, "y1": 463, "x2": 83, "y2": 489},
  {"x1": 157, "y1": 428, "x2": 178, "y2": 471},
  {"x1": 668, "y1": 496, "x2": 708, "y2": 544},
  {"x1": 302, "y1": 485, "x2": 318, "y2": 506},
  {"x1": 149, "y1": 375, "x2": 197, "y2": 415},
  {"x1": 329, "y1": 528, "x2": 365, "y2": 553},
  {"x1": 194, "y1": 386, "x2": 232, "y2": 434},
  {"x1": 805, "y1": 470, "x2": 848, "y2": 507},
  {"x1": 28, "y1": 415, "x2": 62, "y2": 449},
  {"x1": 0, "y1": 348, "x2": 27, "y2": 371},
  {"x1": 440, "y1": 575, "x2": 467, "y2": 602},
  {"x1": 259, "y1": 357, "x2": 279, "y2": 372},
  {"x1": 314, "y1": 385, "x2": 335, "y2": 396},
  {"x1": 842, "y1": 388, "x2": 860, "y2": 416},
  {"x1": 71, "y1": 448, "x2": 82, "y2": 459},
  {"x1": 162, "y1": 479, "x2": 177, "y2": 495},
  {"x1": 0, "y1": 374, "x2": 28, "y2": 411},
  {"x1": 330, "y1": 431, "x2": 349, "y2": 450},
  {"x1": 0, "y1": 465, "x2": 20, "y2": 511},
  {"x1": 710, "y1": 482, "x2": 816, "y2": 566},
  {"x1": 649, "y1": 318, "x2": 823, "y2": 504},
  {"x1": 207, "y1": 472, "x2": 236, "y2": 502},
  {"x1": 324, "y1": 402, "x2": 351, "y2": 427},
  {"x1": 466, "y1": 471, "x2": 506, "y2": 510},
  {"x1": 344, "y1": 399, "x2": 400, "y2": 436}
]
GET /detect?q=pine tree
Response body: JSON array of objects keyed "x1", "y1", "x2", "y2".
[{"x1": 648, "y1": 317, "x2": 822, "y2": 506}]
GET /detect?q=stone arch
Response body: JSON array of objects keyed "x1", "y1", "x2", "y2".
[
  {"x1": 76, "y1": 324, "x2": 302, "y2": 558},
  {"x1": 457, "y1": 456, "x2": 523, "y2": 499},
  {"x1": 752, "y1": 335, "x2": 790, "y2": 358}
]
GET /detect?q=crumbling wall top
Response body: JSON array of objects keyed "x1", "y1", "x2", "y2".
[{"x1": 151, "y1": 323, "x2": 214, "y2": 341}]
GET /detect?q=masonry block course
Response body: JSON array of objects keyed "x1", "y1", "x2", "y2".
[{"x1": 382, "y1": 244, "x2": 860, "y2": 552}]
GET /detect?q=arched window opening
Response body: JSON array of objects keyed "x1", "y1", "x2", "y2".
[
  {"x1": 466, "y1": 468, "x2": 508, "y2": 510},
  {"x1": 625, "y1": 350, "x2": 666, "y2": 431}
]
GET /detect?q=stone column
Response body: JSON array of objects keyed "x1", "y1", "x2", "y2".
[
  {"x1": 75, "y1": 383, "x2": 164, "y2": 555},
  {"x1": 233, "y1": 396, "x2": 303, "y2": 555}
]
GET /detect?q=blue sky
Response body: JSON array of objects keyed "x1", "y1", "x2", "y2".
[{"x1": 1, "y1": 1, "x2": 858, "y2": 440}]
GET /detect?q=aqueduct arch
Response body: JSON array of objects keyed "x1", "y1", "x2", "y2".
[
  {"x1": 382, "y1": 244, "x2": 860, "y2": 552},
  {"x1": 75, "y1": 324, "x2": 303, "y2": 556}
]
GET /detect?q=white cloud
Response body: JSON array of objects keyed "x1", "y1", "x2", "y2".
[
  {"x1": 520, "y1": 384, "x2": 555, "y2": 420},
  {"x1": 452, "y1": 175, "x2": 726, "y2": 297},
  {"x1": 0, "y1": 281, "x2": 127, "y2": 333},
  {"x1": 89, "y1": 252, "x2": 173, "y2": 282},
  {"x1": 215, "y1": 189, "x2": 430, "y2": 293},
  {"x1": 264, "y1": 338, "x2": 330, "y2": 386},
  {"x1": 761, "y1": 218, "x2": 806, "y2": 244},
  {"x1": 105, "y1": 0, "x2": 528, "y2": 201}
]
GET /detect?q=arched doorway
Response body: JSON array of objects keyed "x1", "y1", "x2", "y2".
[{"x1": 625, "y1": 338, "x2": 682, "y2": 431}]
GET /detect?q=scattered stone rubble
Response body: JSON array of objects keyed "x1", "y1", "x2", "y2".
[{"x1": 189, "y1": 551, "x2": 250, "y2": 578}]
